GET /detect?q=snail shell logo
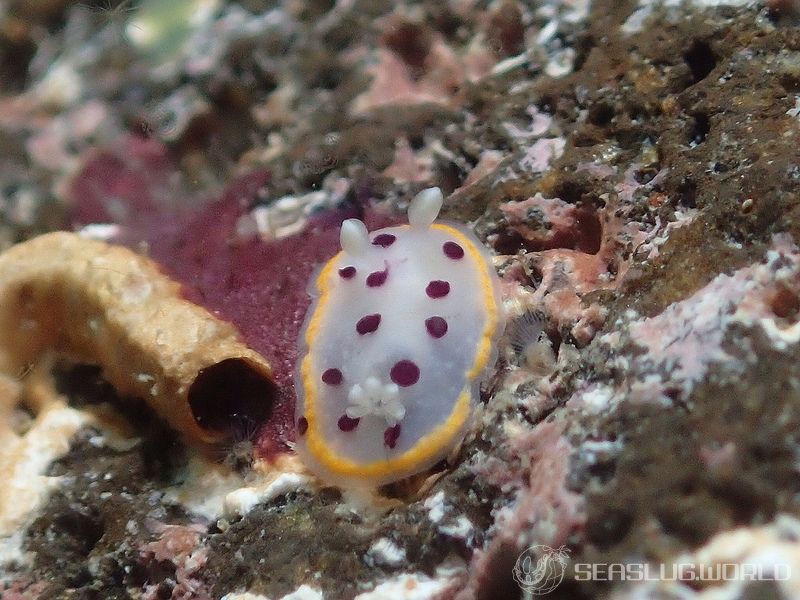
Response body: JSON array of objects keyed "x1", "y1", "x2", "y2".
[{"x1": 513, "y1": 544, "x2": 571, "y2": 595}]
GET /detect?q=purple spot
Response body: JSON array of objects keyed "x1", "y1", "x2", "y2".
[
  {"x1": 384, "y1": 424, "x2": 401, "y2": 449},
  {"x1": 366, "y1": 265, "x2": 389, "y2": 287},
  {"x1": 322, "y1": 368, "x2": 343, "y2": 385},
  {"x1": 297, "y1": 417, "x2": 308, "y2": 435},
  {"x1": 425, "y1": 316, "x2": 448, "y2": 338},
  {"x1": 443, "y1": 241, "x2": 464, "y2": 259},
  {"x1": 390, "y1": 360, "x2": 420, "y2": 386},
  {"x1": 356, "y1": 313, "x2": 382, "y2": 335},
  {"x1": 339, "y1": 266, "x2": 356, "y2": 279},
  {"x1": 426, "y1": 280, "x2": 450, "y2": 299},
  {"x1": 338, "y1": 415, "x2": 360, "y2": 431},
  {"x1": 372, "y1": 233, "x2": 396, "y2": 247}
]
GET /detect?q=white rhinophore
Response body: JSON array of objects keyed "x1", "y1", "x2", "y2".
[
  {"x1": 340, "y1": 218, "x2": 371, "y2": 254},
  {"x1": 408, "y1": 187, "x2": 444, "y2": 229}
]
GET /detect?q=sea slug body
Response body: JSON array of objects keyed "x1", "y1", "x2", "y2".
[{"x1": 294, "y1": 187, "x2": 504, "y2": 488}]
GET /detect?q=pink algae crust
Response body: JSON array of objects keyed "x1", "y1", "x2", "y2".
[
  {"x1": 460, "y1": 421, "x2": 586, "y2": 599},
  {"x1": 496, "y1": 193, "x2": 647, "y2": 345},
  {"x1": 139, "y1": 523, "x2": 209, "y2": 600},
  {"x1": 68, "y1": 136, "x2": 396, "y2": 459}
]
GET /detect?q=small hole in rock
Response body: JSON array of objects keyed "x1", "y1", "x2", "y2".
[
  {"x1": 770, "y1": 285, "x2": 800, "y2": 320},
  {"x1": 53, "y1": 509, "x2": 105, "y2": 557},
  {"x1": 588, "y1": 102, "x2": 615, "y2": 126},
  {"x1": 0, "y1": 31, "x2": 36, "y2": 93},
  {"x1": 780, "y1": 73, "x2": 800, "y2": 93},
  {"x1": 382, "y1": 20, "x2": 432, "y2": 72},
  {"x1": 689, "y1": 112, "x2": 710, "y2": 145},
  {"x1": 677, "y1": 179, "x2": 697, "y2": 208},
  {"x1": 573, "y1": 205, "x2": 603, "y2": 254},
  {"x1": 683, "y1": 40, "x2": 716, "y2": 83}
]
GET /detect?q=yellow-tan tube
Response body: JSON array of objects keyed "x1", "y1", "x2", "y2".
[{"x1": 0, "y1": 232, "x2": 275, "y2": 442}]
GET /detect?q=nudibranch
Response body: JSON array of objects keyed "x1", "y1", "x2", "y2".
[{"x1": 294, "y1": 187, "x2": 503, "y2": 488}]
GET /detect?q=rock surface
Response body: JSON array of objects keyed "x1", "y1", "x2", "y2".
[{"x1": 1, "y1": 0, "x2": 800, "y2": 599}]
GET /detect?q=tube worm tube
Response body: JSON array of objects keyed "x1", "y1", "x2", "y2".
[{"x1": 0, "y1": 232, "x2": 277, "y2": 442}]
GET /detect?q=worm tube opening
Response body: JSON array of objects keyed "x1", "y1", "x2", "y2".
[{"x1": 188, "y1": 357, "x2": 277, "y2": 437}]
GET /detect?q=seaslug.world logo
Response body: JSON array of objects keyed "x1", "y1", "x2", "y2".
[{"x1": 512, "y1": 544, "x2": 571, "y2": 595}]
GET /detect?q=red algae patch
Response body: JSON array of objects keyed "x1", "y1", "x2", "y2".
[{"x1": 67, "y1": 135, "x2": 396, "y2": 459}]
